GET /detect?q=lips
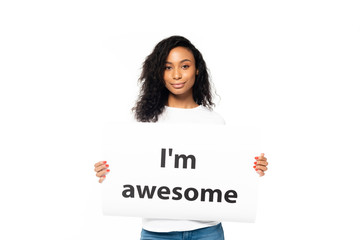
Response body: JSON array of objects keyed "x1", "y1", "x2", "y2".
[{"x1": 171, "y1": 82, "x2": 185, "y2": 89}]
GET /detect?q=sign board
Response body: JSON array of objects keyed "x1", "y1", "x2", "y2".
[{"x1": 102, "y1": 123, "x2": 260, "y2": 222}]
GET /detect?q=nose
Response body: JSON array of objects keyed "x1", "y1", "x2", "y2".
[{"x1": 172, "y1": 68, "x2": 182, "y2": 80}]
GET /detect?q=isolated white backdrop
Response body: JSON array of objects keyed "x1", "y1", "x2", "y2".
[{"x1": 1, "y1": 1, "x2": 359, "y2": 239}]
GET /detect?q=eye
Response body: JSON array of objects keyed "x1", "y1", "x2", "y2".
[
  {"x1": 165, "y1": 66, "x2": 172, "y2": 70},
  {"x1": 182, "y1": 65, "x2": 190, "y2": 69}
]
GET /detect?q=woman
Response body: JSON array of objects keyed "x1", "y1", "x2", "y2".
[{"x1": 94, "y1": 35, "x2": 268, "y2": 240}]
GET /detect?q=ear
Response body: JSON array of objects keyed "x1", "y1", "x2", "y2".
[{"x1": 196, "y1": 69, "x2": 199, "y2": 75}]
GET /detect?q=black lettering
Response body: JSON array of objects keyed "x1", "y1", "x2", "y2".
[
  {"x1": 122, "y1": 184, "x2": 135, "y2": 198},
  {"x1": 136, "y1": 185, "x2": 156, "y2": 199},
  {"x1": 157, "y1": 186, "x2": 170, "y2": 200},
  {"x1": 200, "y1": 189, "x2": 222, "y2": 202},
  {"x1": 123, "y1": 184, "x2": 237, "y2": 204},
  {"x1": 175, "y1": 154, "x2": 196, "y2": 169},
  {"x1": 172, "y1": 187, "x2": 182, "y2": 200},
  {"x1": 224, "y1": 190, "x2": 238, "y2": 203},
  {"x1": 184, "y1": 188, "x2": 199, "y2": 201},
  {"x1": 160, "y1": 148, "x2": 166, "y2": 168}
]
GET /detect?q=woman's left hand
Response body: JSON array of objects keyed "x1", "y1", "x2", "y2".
[{"x1": 254, "y1": 153, "x2": 268, "y2": 177}]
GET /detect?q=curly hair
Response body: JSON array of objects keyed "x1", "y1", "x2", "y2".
[{"x1": 132, "y1": 35, "x2": 215, "y2": 122}]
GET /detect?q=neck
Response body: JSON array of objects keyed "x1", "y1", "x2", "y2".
[{"x1": 167, "y1": 93, "x2": 199, "y2": 109}]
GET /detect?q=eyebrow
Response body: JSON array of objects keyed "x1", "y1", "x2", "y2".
[{"x1": 165, "y1": 59, "x2": 192, "y2": 64}]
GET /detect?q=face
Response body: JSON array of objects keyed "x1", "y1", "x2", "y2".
[{"x1": 163, "y1": 47, "x2": 198, "y2": 97}]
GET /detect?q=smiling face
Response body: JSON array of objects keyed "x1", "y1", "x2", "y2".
[{"x1": 163, "y1": 47, "x2": 198, "y2": 99}]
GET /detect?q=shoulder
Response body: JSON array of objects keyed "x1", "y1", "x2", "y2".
[{"x1": 197, "y1": 105, "x2": 226, "y2": 125}]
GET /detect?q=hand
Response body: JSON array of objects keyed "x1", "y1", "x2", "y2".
[
  {"x1": 253, "y1": 153, "x2": 268, "y2": 177},
  {"x1": 94, "y1": 161, "x2": 110, "y2": 183}
]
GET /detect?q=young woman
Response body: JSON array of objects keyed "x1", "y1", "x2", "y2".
[{"x1": 94, "y1": 36, "x2": 268, "y2": 240}]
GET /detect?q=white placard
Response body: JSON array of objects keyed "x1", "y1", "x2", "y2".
[{"x1": 102, "y1": 123, "x2": 260, "y2": 222}]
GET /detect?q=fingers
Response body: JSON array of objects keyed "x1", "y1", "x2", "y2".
[
  {"x1": 255, "y1": 165, "x2": 268, "y2": 171},
  {"x1": 95, "y1": 163, "x2": 109, "y2": 172},
  {"x1": 254, "y1": 154, "x2": 268, "y2": 166},
  {"x1": 254, "y1": 155, "x2": 266, "y2": 161},
  {"x1": 99, "y1": 175, "x2": 106, "y2": 183},
  {"x1": 96, "y1": 168, "x2": 110, "y2": 178},
  {"x1": 257, "y1": 170, "x2": 265, "y2": 177},
  {"x1": 256, "y1": 160, "x2": 268, "y2": 166},
  {"x1": 253, "y1": 164, "x2": 267, "y2": 171},
  {"x1": 94, "y1": 161, "x2": 107, "y2": 168},
  {"x1": 257, "y1": 154, "x2": 267, "y2": 161},
  {"x1": 254, "y1": 153, "x2": 268, "y2": 177},
  {"x1": 94, "y1": 161, "x2": 110, "y2": 183}
]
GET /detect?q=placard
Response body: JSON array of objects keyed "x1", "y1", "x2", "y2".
[{"x1": 102, "y1": 123, "x2": 260, "y2": 222}]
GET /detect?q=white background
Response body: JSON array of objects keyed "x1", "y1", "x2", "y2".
[{"x1": 1, "y1": 0, "x2": 359, "y2": 239}]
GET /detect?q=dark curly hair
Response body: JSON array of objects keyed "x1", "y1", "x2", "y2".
[{"x1": 132, "y1": 35, "x2": 215, "y2": 122}]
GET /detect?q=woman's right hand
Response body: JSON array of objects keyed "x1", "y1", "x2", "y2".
[{"x1": 94, "y1": 161, "x2": 110, "y2": 183}]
